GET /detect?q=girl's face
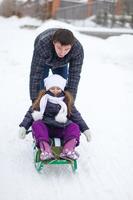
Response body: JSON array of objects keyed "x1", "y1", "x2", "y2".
[
  {"x1": 53, "y1": 42, "x2": 72, "y2": 58},
  {"x1": 49, "y1": 87, "x2": 62, "y2": 96}
]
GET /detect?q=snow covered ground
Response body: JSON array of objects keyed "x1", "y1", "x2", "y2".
[{"x1": 0, "y1": 16, "x2": 133, "y2": 200}]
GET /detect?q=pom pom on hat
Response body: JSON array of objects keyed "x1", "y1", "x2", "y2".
[{"x1": 44, "y1": 74, "x2": 67, "y2": 91}]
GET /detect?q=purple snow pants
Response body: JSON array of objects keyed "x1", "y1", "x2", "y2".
[{"x1": 32, "y1": 120, "x2": 80, "y2": 148}]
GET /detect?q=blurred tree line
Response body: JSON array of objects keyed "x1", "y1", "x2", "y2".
[{"x1": 0, "y1": 0, "x2": 52, "y2": 19}]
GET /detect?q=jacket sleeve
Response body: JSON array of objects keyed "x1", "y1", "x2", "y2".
[
  {"x1": 69, "y1": 105, "x2": 89, "y2": 133},
  {"x1": 66, "y1": 43, "x2": 84, "y2": 100},
  {"x1": 19, "y1": 106, "x2": 33, "y2": 130},
  {"x1": 30, "y1": 38, "x2": 47, "y2": 101}
]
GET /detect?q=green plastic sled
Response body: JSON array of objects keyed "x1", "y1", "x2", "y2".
[{"x1": 33, "y1": 138, "x2": 78, "y2": 173}]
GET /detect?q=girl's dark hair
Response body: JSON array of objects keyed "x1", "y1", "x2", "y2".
[
  {"x1": 32, "y1": 89, "x2": 74, "y2": 116},
  {"x1": 53, "y1": 29, "x2": 75, "y2": 46}
]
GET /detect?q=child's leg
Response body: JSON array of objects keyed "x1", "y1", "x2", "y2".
[
  {"x1": 40, "y1": 141, "x2": 51, "y2": 153},
  {"x1": 40, "y1": 141, "x2": 54, "y2": 160},
  {"x1": 62, "y1": 138, "x2": 77, "y2": 153},
  {"x1": 63, "y1": 122, "x2": 80, "y2": 146},
  {"x1": 32, "y1": 120, "x2": 54, "y2": 160},
  {"x1": 32, "y1": 120, "x2": 49, "y2": 145},
  {"x1": 60, "y1": 123, "x2": 80, "y2": 160}
]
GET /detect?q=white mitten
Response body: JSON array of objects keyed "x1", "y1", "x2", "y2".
[
  {"x1": 32, "y1": 111, "x2": 43, "y2": 121},
  {"x1": 19, "y1": 127, "x2": 26, "y2": 139},
  {"x1": 83, "y1": 129, "x2": 91, "y2": 142}
]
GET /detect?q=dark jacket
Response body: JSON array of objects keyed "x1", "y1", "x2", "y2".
[
  {"x1": 30, "y1": 28, "x2": 84, "y2": 101},
  {"x1": 19, "y1": 103, "x2": 89, "y2": 133}
]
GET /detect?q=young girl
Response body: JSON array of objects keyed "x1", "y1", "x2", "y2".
[{"x1": 19, "y1": 74, "x2": 91, "y2": 160}]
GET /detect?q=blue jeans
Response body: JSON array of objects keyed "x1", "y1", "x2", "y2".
[{"x1": 40, "y1": 64, "x2": 68, "y2": 90}]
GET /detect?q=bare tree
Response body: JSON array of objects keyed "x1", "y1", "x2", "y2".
[{"x1": 0, "y1": 0, "x2": 17, "y2": 17}]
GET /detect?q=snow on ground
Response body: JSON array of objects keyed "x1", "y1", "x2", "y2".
[{"x1": 0, "y1": 16, "x2": 133, "y2": 200}]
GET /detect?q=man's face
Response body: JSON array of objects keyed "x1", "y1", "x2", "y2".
[{"x1": 53, "y1": 42, "x2": 72, "y2": 58}]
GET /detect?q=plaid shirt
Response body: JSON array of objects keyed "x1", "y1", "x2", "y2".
[{"x1": 30, "y1": 28, "x2": 84, "y2": 101}]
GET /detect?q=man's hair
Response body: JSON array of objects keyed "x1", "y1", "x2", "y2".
[{"x1": 53, "y1": 29, "x2": 75, "y2": 46}]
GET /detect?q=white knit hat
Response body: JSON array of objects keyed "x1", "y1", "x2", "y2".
[{"x1": 44, "y1": 74, "x2": 67, "y2": 91}]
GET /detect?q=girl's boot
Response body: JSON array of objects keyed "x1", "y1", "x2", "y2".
[
  {"x1": 60, "y1": 138, "x2": 79, "y2": 160},
  {"x1": 40, "y1": 141, "x2": 54, "y2": 160}
]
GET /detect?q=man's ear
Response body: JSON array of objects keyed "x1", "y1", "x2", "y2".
[{"x1": 53, "y1": 41, "x2": 56, "y2": 45}]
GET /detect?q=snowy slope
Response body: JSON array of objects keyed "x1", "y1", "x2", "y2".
[{"x1": 0, "y1": 16, "x2": 133, "y2": 200}]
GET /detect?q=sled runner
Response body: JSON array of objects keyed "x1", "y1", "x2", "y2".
[{"x1": 33, "y1": 138, "x2": 78, "y2": 173}]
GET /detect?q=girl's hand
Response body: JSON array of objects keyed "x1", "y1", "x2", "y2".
[
  {"x1": 83, "y1": 129, "x2": 91, "y2": 142},
  {"x1": 19, "y1": 127, "x2": 26, "y2": 139}
]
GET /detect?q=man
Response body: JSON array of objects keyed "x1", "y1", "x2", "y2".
[{"x1": 30, "y1": 28, "x2": 84, "y2": 102}]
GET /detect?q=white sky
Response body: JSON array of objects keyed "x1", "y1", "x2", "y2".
[{"x1": 0, "y1": 16, "x2": 133, "y2": 200}]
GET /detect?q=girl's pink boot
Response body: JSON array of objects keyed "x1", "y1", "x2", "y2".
[{"x1": 40, "y1": 141, "x2": 54, "y2": 160}]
